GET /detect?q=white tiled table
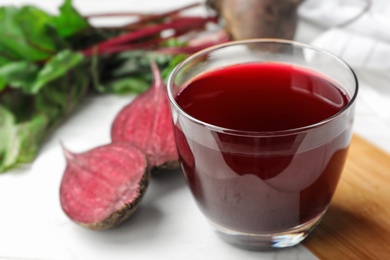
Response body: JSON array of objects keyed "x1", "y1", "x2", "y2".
[{"x1": 1, "y1": 1, "x2": 388, "y2": 259}]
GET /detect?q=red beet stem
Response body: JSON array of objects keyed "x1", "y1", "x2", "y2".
[
  {"x1": 102, "y1": 16, "x2": 215, "y2": 48},
  {"x1": 85, "y1": 38, "x2": 163, "y2": 56},
  {"x1": 122, "y1": 2, "x2": 202, "y2": 28},
  {"x1": 83, "y1": 20, "x2": 206, "y2": 56},
  {"x1": 155, "y1": 43, "x2": 213, "y2": 55},
  {"x1": 150, "y1": 61, "x2": 163, "y2": 90},
  {"x1": 84, "y1": 2, "x2": 200, "y2": 21},
  {"x1": 84, "y1": 12, "x2": 145, "y2": 19},
  {"x1": 156, "y1": 33, "x2": 229, "y2": 55},
  {"x1": 82, "y1": 16, "x2": 217, "y2": 56}
]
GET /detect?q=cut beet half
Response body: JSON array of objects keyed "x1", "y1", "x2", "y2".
[
  {"x1": 111, "y1": 62, "x2": 179, "y2": 170},
  {"x1": 60, "y1": 142, "x2": 149, "y2": 230}
]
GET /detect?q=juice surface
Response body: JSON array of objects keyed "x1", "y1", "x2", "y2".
[{"x1": 176, "y1": 62, "x2": 349, "y2": 131}]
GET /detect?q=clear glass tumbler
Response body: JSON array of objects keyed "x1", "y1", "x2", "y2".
[{"x1": 167, "y1": 39, "x2": 358, "y2": 249}]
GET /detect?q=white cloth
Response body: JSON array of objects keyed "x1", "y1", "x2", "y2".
[
  {"x1": 300, "y1": 0, "x2": 390, "y2": 69},
  {"x1": 299, "y1": 0, "x2": 390, "y2": 152},
  {"x1": 300, "y1": 0, "x2": 390, "y2": 42}
]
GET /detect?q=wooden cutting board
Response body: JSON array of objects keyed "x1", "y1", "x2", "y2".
[{"x1": 303, "y1": 134, "x2": 390, "y2": 259}]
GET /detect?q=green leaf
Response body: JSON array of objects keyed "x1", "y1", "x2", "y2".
[
  {"x1": 0, "y1": 6, "x2": 56, "y2": 61},
  {"x1": 49, "y1": 0, "x2": 90, "y2": 38},
  {"x1": 0, "y1": 106, "x2": 48, "y2": 173},
  {"x1": 161, "y1": 54, "x2": 187, "y2": 81},
  {"x1": 31, "y1": 49, "x2": 84, "y2": 93},
  {"x1": 0, "y1": 87, "x2": 33, "y2": 123},
  {"x1": 15, "y1": 114, "x2": 49, "y2": 164},
  {"x1": 0, "y1": 62, "x2": 90, "y2": 173},
  {"x1": 0, "y1": 106, "x2": 20, "y2": 172},
  {"x1": 0, "y1": 77, "x2": 6, "y2": 91},
  {"x1": 0, "y1": 54, "x2": 13, "y2": 67},
  {"x1": 0, "y1": 61, "x2": 40, "y2": 93},
  {"x1": 160, "y1": 38, "x2": 187, "y2": 48},
  {"x1": 0, "y1": 1, "x2": 88, "y2": 65},
  {"x1": 94, "y1": 50, "x2": 185, "y2": 95},
  {"x1": 105, "y1": 77, "x2": 150, "y2": 95},
  {"x1": 34, "y1": 63, "x2": 90, "y2": 128}
]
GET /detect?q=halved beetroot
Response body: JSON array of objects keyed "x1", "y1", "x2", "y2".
[
  {"x1": 60, "y1": 142, "x2": 149, "y2": 230},
  {"x1": 111, "y1": 62, "x2": 179, "y2": 169}
]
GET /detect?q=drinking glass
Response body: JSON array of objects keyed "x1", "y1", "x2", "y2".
[{"x1": 167, "y1": 39, "x2": 358, "y2": 249}]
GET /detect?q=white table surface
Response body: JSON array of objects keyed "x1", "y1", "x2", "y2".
[{"x1": 1, "y1": 1, "x2": 389, "y2": 260}]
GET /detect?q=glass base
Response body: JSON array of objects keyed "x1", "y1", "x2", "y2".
[{"x1": 210, "y1": 214, "x2": 323, "y2": 250}]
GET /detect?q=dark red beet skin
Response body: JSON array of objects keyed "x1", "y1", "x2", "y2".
[
  {"x1": 111, "y1": 62, "x2": 179, "y2": 169},
  {"x1": 60, "y1": 142, "x2": 149, "y2": 230}
]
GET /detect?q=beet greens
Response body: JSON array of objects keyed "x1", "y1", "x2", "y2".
[{"x1": 0, "y1": 0, "x2": 227, "y2": 173}]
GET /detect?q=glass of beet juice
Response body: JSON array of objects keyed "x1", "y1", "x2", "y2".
[{"x1": 167, "y1": 39, "x2": 358, "y2": 249}]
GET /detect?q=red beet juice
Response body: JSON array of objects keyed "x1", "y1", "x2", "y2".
[{"x1": 174, "y1": 62, "x2": 352, "y2": 234}]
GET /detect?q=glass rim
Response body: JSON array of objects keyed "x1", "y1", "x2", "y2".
[{"x1": 167, "y1": 38, "x2": 359, "y2": 137}]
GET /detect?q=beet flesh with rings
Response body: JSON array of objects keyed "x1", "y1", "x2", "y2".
[{"x1": 60, "y1": 142, "x2": 149, "y2": 230}]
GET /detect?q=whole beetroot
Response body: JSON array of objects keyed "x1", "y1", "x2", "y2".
[
  {"x1": 60, "y1": 142, "x2": 149, "y2": 230},
  {"x1": 111, "y1": 62, "x2": 179, "y2": 170},
  {"x1": 207, "y1": 0, "x2": 303, "y2": 41}
]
